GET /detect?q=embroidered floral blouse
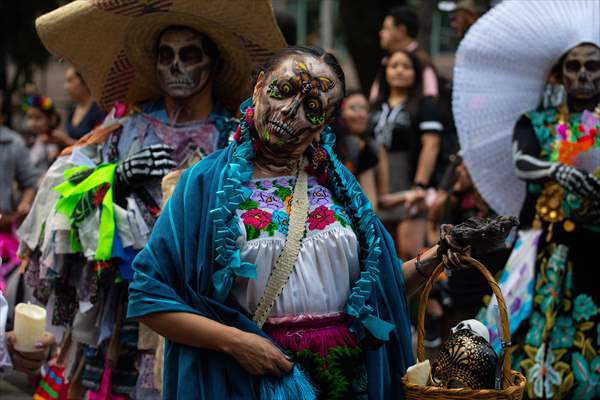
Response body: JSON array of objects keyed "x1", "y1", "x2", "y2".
[{"x1": 230, "y1": 175, "x2": 360, "y2": 318}]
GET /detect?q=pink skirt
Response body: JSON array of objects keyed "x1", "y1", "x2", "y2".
[{"x1": 263, "y1": 313, "x2": 359, "y2": 359}]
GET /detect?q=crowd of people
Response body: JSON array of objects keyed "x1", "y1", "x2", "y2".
[{"x1": 0, "y1": 0, "x2": 598, "y2": 399}]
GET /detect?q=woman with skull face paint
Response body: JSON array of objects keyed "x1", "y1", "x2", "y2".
[
  {"x1": 127, "y1": 46, "x2": 474, "y2": 399},
  {"x1": 502, "y1": 43, "x2": 600, "y2": 400},
  {"x1": 454, "y1": 1, "x2": 600, "y2": 399},
  {"x1": 449, "y1": 2, "x2": 600, "y2": 397}
]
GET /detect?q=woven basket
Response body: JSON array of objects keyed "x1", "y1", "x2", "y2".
[{"x1": 401, "y1": 256, "x2": 526, "y2": 400}]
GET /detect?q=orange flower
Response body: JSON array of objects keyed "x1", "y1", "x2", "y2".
[{"x1": 284, "y1": 195, "x2": 292, "y2": 214}]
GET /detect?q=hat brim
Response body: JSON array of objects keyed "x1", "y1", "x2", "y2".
[{"x1": 35, "y1": 0, "x2": 286, "y2": 111}]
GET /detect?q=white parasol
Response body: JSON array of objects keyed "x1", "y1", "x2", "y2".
[{"x1": 453, "y1": 0, "x2": 600, "y2": 217}]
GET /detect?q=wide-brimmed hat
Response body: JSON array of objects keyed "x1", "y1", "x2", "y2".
[
  {"x1": 453, "y1": 0, "x2": 600, "y2": 217},
  {"x1": 36, "y1": 0, "x2": 286, "y2": 111}
]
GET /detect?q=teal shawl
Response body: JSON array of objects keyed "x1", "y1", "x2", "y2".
[{"x1": 127, "y1": 101, "x2": 414, "y2": 399}]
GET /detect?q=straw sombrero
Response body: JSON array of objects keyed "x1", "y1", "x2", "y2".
[
  {"x1": 453, "y1": 0, "x2": 600, "y2": 217},
  {"x1": 36, "y1": 0, "x2": 287, "y2": 111}
]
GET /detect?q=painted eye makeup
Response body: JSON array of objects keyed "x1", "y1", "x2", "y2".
[
  {"x1": 565, "y1": 61, "x2": 581, "y2": 72},
  {"x1": 304, "y1": 97, "x2": 322, "y2": 113},
  {"x1": 267, "y1": 80, "x2": 282, "y2": 99},
  {"x1": 278, "y1": 80, "x2": 295, "y2": 97},
  {"x1": 267, "y1": 79, "x2": 296, "y2": 99},
  {"x1": 158, "y1": 45, "x2": 175, "y2": 65},
  {"x1": 304, "y1": 97, "x2": 325, "y2": 125},
  {"x1": 179, "y1": 45, "x2": 203, "y2": 64},
  {"x1": 306, "y1": 112, "x2": 326, "y2": 125}
]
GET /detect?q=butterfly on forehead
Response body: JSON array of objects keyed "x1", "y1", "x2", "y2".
[{"x1": 289, "y1": 60, "x2": 336, "y2": 96}]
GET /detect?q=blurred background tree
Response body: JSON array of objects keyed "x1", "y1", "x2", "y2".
[{"x1": 0, "y1": 0, "x2": 62, "y2": 126}]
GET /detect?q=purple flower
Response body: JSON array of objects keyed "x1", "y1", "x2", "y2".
[
  {"x1": 247, "y1": 181, "x2": 257, "y2": 190},
  {"x1": 260, "y1": 179, "x2": 274, "y2": 189},
  {"x1": 309, "y1": 186, "x2": 332, "y2": 206},
  {"x1": 275, "y1": 177, "x2": 291, "y2": 187},
  {"x1": 251, "y1": 191, "x2": 284, "y2": 210}
]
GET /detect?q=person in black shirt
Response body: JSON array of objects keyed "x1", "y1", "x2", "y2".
[
  {"x1": 372, "y1": 49, "x2": 443, "y2": 260},
  {"x1": 333, "y1": 91, "x2": 380, "y2": 209},
  {"x1": 63, "y1": 67, "x2": 105, "y2": 140}
]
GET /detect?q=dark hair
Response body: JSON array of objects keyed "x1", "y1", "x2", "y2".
[
  {"x1": 255, "y1": 46, "x2": 346, "y2": 112},
  {"x1": 343, "y1": 89, "x2": 366, "y2": 99},
  {"x1": 386, "y1": 6, "x2": 419, "y2": 38},
  {"x1": 74, "y1": 69, "x2": 89, "y2": 89},
  {"x1": 23, "y1": 95, "x2": 61, "y2": 130},
  {"x1": 373, "y1": 49, "x2": 423, "y2": 114}
]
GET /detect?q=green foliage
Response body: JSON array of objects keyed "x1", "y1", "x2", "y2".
[
  {"x1": 239, "y1": 199, "x2": 259, "y2": 210},
  {"x1": 293, "y1": 346, "x2": 365, "y2": 399}
]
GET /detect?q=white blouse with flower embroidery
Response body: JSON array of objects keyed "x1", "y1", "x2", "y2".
[{"x1": 230, "y1": 175, "x2": 360, "y2": 318}]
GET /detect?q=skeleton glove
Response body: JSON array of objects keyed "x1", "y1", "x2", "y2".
[
  {"x1": 115, "y1": 144, "x2": 176, "y2": 190},
  {"x1": 551, "y1": 164, "x2": 600, "y2": 201}
]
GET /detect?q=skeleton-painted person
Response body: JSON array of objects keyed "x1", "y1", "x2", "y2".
[
  {"x1": 125, "y1": 45, "x2": 496, "y2": 399},
  {"x1": 452, "y1": 2, "x2": 600, "y2": 398},
  {"x1": 508, "y1": 42, "x2": 600, "y2": 400},
  {"x1": 15, "y1": 1, "x2": 285, "y2": 398}
]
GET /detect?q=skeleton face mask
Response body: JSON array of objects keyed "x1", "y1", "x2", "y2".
[
  {"x1": 562, "y1": 44, "x2": 600, "y2": 100},
  {"x1": 252, "y1": 55, "x2": 342, "y2": 159},
  {"x1": 156, "y1": 26, "x2": 213, "y2": 99}
]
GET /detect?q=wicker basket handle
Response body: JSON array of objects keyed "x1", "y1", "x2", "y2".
[{"x1": 416, "y1": 255, "x2": 512, "y2": 390}]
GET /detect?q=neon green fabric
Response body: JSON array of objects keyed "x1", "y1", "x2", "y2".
[{"x1": 55, "y1": 163, "x2": 117, "y2": 260}]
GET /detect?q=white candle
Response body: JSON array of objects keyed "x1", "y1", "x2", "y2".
[{"x1": 14, "y1": 303, "x2": 47, "y2": 353}]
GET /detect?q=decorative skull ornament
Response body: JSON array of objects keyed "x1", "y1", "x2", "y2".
[
  {"x1": 451, "y1": 319, "x2": 491, "y2": 343},
  {"x1": 252, "y1": 55, "x2": 342, "y2": 160},
  {"x1": 562, "y1": 43, "x2": 600, "y2": 100},
  {"x1": 156, "y1": 26, "x2": 214, "y2": 99},
  {"x1": 431, "y1": 326, "x2": 498, "y2": 389}
]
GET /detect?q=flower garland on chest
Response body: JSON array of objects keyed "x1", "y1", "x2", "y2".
[
  {"x1": 529, "y1": 106, "x2": 600, "y2": 170},
  {"x1": 209, "y1": 100, "x2": 394, "y2": 343}
]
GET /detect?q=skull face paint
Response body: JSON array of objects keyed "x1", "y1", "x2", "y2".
[
  {"x1": 562, "y1": 44, "x2": 600, "y2": 100},
  {"x1": 156, "y1": 27, "x2": 213, "y2": 99},
  {"x1": 253, "y1": 55, "x2": 341, "y2": 159}
]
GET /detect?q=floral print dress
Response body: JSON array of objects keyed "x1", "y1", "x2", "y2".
[
  {"x1": 511, "y1": 108, "x2": 600, "y2": 400},
  {"x1": 231, "y1": 175, "x2": 360, "y2": 318},
  {"x1": 230, "y1": 175, "x2": 368, "y2": 399}
]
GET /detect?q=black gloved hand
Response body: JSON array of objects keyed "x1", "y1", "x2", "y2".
[
  {"x1": 551, "y1": 164, "x2": 600, "y2": 200},
  {"x1": 114, "y1": 144, "x2": 176, "y2": 194}
]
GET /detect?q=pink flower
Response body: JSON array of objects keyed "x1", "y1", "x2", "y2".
[
  {"x1": 307, "y1": 205, "x2": 335, "y2": 230},
  {"x1": 241, "y1": 209, "x2": 272, "y2": 229},
  {"x1": 113, "y1": 102, "x2": 128, "y2": 118}
]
